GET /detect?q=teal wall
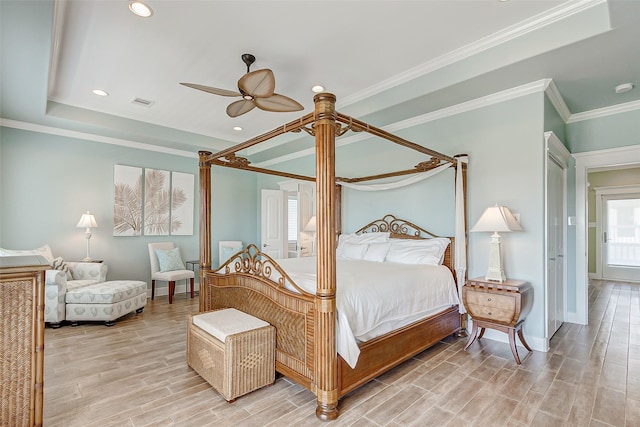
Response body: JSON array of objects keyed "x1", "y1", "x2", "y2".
[
  {"x1": 0, "y1": 127, "x2": 257, "y2": 289},
  {"x1": 567, "y1": 109, "x2": 640, "y2": 153},
  {"x1": 4, "y1": 86, "x2": 637, "y2": 348},
  {"x1": 544, "y1": 95, "x2": 567, "y2": 142},
  {"x1": 255, "y1": 93, "x2": 549, "y2": 344}
]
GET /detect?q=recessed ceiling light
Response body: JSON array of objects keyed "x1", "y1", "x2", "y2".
[
  {"x1": 129, "y1": 1, "x2": 153, "y2": 18},
  {"x1": 614, "y1": 83, "x2": 634, "y2": 94},
  {"x1": 92, "y1": 89, "x2": 109, "y2": 96},
  {"x1": 233, "y1": 126, "x2": 243, "y2": 131},
  {"x1": 311, "y1": 85, "x2": 325, "y2": 93}
]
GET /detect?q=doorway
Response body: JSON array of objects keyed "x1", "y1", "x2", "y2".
[
  {"x1": 574, "y1": 146, "x2": 640, "y2": 325},
  {"x1": 595, "y1": 188, "x2": 640, "y2": 281}
]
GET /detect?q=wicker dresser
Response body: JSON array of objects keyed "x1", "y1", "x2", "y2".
[{"x1": 0, "y1": 255, "x2": 49, "y2": 427}]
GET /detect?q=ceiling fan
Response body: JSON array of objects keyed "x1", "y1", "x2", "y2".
[{"x1": 180, "y1": 54, "x2": 304, "y2": 118}]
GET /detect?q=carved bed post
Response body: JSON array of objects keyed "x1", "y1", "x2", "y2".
[
  {"x1": 335, "y1": 183, "x2": 342, "y2": 240},
  {"x1": 313, "y1": 93, "x2": 339, "y2": 420},
  {"x1": 198, "y1": 151, "x2": 212, "y2": 312},
  {"x1": 454, "y1": 154, "x2": 469, "y2": 332}
]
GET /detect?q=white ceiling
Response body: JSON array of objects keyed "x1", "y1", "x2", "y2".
[{"x1": 5, "y1": 1, "x2": 640, "y2": 162}]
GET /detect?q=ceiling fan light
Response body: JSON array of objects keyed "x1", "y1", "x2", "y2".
[
  {"x1": 312, "y1": 85, "x2": 325, "y2": 93},
  {"x1": 243, "y1": 95, "x2": 253, "y2": 100},
  {"x1": 129, "y1": 1, "x2": 153, "y2": 18}
]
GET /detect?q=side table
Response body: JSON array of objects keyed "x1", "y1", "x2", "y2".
[
  {"x1": 186, "y1": 260, "x2": 199, "y2": 296},
  {"x1": 462, "y1": 277, "x2": 533, "y2": 364}
]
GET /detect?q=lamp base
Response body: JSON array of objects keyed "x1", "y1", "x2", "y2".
[
  {"x1": 484, "y1": 269, "x2": 506, "y2": 283},
  {"x1": 485, "y1": 232, "x2": 506, "y2": 283}
]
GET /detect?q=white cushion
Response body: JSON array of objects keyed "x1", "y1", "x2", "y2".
[
  {"x1": 193, "y1": 308, "x2": 270, "y2": 342},
  {"x1": 385, "y1": 238, "x2": 450, "y2": 265},
  {"x1": 363, "y1": 242, "x2": 392, "y2": 262},
  {"x1": 337, "y1": 232, "x2": 389, "y2": 259},
  {"x1": 338, "y1": 242, "x2": 369, "y2": 260},
  {"x1": 152, "y1": 269, "x2": 194, "y2": 281}
]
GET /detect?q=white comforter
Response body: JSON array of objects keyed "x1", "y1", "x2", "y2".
[{"x1": 275, "y1": 257, "x2": 460, "y2": 368}]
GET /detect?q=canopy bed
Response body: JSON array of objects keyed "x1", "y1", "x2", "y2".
[{"x1": 197, "y1": 93, "x2": 468, "y2": 420}]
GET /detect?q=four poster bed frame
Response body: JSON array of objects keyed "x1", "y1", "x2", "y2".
[{"x1": 198, "y1": 93, "x2": 468, "y2": 420}]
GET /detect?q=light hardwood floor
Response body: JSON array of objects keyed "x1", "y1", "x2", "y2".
[{"x1": 43, "y1": 279, "x2": 639, "y2": 426}]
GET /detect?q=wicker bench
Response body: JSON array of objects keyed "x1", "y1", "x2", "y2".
[{"x1": 187, "y1": 308, "x2": 275, "y2": 402}]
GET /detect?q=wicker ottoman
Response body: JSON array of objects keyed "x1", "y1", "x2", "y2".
[{"x1": 187, "y1": 308, "x2": 275, "y2": 402}]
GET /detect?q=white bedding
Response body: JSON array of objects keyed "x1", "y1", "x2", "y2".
[{"x1": 275, "y1": 256, "x2": 460, "y2": 368}]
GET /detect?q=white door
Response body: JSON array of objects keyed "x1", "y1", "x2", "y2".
[
  {"x1": 298, "y1": 184, "x2": 314, "y2": 256},
  {"x1": 261, "y1": 189, "x2": 286, "y2": 259},
  {"x1": 547, "y1": 156, "x2": 565, "y2": 337},
  {"x1": 602, "y1": 193, "x2": 640, "y2": 281}
]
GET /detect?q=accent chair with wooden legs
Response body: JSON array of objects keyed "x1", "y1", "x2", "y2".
[{"x1": 148, "y1": 242, "x2": 195, "y2": 304}]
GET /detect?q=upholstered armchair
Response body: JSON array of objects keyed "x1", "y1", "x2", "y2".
[
  {"x1": 44, "y1": 261, "x2": 109, "y2": 327},
  {"x1": 0, "y1": 244, "x2": 110, "y2": 327}
]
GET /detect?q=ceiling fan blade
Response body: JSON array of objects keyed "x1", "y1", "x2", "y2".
[
  {"x1": 226, "y1": 99, "x2": 256, "y2": 117},
  {"x1": 238, "y1": 69, "x2": 275, "y2": 98},
  {"x1": 180, "y1": 82, "x2": 240, "y2": 97},
  {"x1": 254, "y1": 93, "x2": 304, "y2": 113}
]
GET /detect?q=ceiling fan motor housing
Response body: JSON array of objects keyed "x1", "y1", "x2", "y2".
[{"x1": 242, "y1": 54, "x2": 256, "y2": 73}]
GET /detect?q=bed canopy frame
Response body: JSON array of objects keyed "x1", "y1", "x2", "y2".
[{"x1": 198, "y1": 93, "x2": 468, "y2": 420}]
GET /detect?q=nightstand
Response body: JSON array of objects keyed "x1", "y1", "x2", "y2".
[{"x1": 462, "y1": 277, "x2": 533, "y2": 364}]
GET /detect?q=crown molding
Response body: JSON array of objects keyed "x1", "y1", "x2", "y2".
[
  {"x1": 0, "y1": 118, "x2": 197, "y2": 158},
  {"x1": 544, "y1": 80, "x2": 572, "y2": 123},
  {"x1": 47, "y1": 0, "x2": 67, "y2": 100},
  {"x1": 255, "y1": 80, "x2": 550, "y2": 168},
  {"x1": 568, "y1": 99, "x2": 640, "y2": 123},
  {"x1": 339, "y1": 0, "x2": 606, "y2": 108}
]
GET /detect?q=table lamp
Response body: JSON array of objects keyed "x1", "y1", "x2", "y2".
[
  {"x1": 470, "y1": 205, "x2": 522, "y2": 283},
  {"x1": 304, "y1": 215, "x2": 317, "y2": 255},
  {"x1": 76, "y1": 211, "x2": 98, "y2": 261}
]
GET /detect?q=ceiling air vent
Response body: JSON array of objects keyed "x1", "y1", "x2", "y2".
[{"x1": 131, "y1": 97, "x2": 155, "y2": 107}]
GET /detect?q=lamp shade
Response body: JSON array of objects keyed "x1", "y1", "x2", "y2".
[
  {"x1": 76, "y1": 211, "x2": 98, "y2": 228},
  {"x1": 304, "y1": 216, "x2": 317, "y2": 233},
  {"x1": 470, "y1": 205, "x2": 522, "y2": 233}
]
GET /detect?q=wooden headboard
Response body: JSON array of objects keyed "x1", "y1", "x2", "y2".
[{"x1": 354, "y1": 214, "x2": 455, "y2": 281}]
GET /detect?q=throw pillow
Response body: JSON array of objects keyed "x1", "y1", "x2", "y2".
[
  {"x1": 156, "y1": 247, "x2": 185, "y2": 272},
  {"x1": 52, "y1": 256, "x2": 73, "y2": 280}
]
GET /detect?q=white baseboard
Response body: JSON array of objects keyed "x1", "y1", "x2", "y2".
[
  {"x1": 477, "y1": 329, "x2": 548, "y2": 353},
  {"x1": 566, "y1": 312, "x2": 587, "y2": 325},
  {"x1": 465, "y1": 323, "x2": 548, "y2": 352}
]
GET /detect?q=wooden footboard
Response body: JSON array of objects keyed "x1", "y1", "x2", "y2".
[
  {"x1": 337, "y1": 305, "x2": 460, "y2": 397},
  {"x1": 204, "y1": 268, "x2": 460, "y2": 400},
  {"x1": 202, "y1": 248, "x2": 462, "y2": 401},
  {"x1": 203, "y1": 249, "x2": 318, "y2": 392}
]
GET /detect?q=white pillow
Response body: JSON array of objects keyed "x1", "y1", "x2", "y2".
[
  {"x1": 338, "y1": 242, "x2": 369, "y2": 260},
  {"x1": 385, "y1": 238, "x2": 450, "y2": 265},
  {"x1": 363, "y1": 242, "x2": 392, "y2": 262},
  {"x1": 0, "y1": 244, "x2": 55, "y2": 263},
  {"x1": 337, "y1": 232, "x2": 389, "y2": 256}
]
